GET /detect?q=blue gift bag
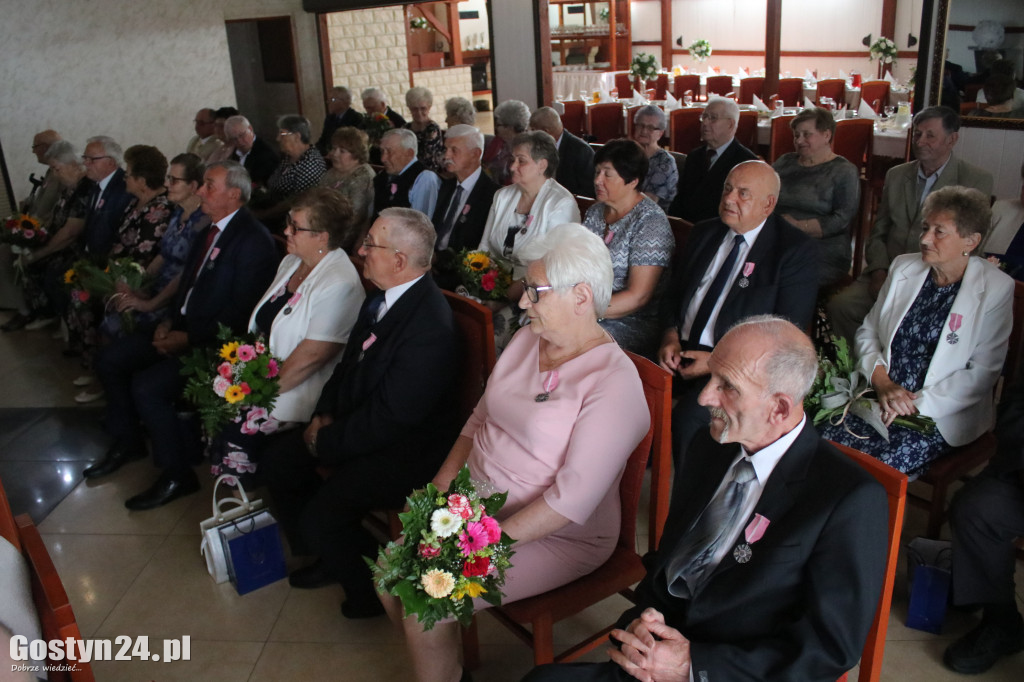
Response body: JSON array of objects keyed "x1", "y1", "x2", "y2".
[
  {"x1": 905, "y1": 537, "x2": 952, "y2": 634},
  {"x1": 219, "y1": 509, "x2": 287, "y2": 595}
]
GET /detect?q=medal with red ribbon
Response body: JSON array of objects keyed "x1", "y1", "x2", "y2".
[
  {"x1": 733, "y1": 513, "x2": 770, "y2": 564},
  {"x1": 946, "y1": 313, "x2": 962, "y2": 345},
  {"x1": 738, "y1": 262, "x2": 755, "y2": 288}
]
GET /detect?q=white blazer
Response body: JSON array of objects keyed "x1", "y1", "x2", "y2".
[
  {"x1": 247, "y1": 250, "x2": 365, "y2": 422},
  {"x1": 856, "y1": 253, "x2": 1014, "y2": 446},
  {"x1": 478, "y1": 177, "x2": 581, "y2": 279}
]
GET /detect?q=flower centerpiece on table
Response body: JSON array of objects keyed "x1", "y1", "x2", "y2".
[
  {"x1": 688, "y1": 39, "x2": 712, "y2": 63},
  {"x1": 629, "y1": 52, "x2": 659, "y2": 85},
  {"x1": 455, "y1": 250, "x2": 513, "y2": 301},
  {"x1": 868, "y1": 37, "x2": 898, "y2": 68},
  {"x1": 370, "y1": 465, "x2": 516, "y2": 630},
  {"x1": 180, "y1": 324, "x2": 281, "y2": 436},
  {"x1": 804, "y1": 338, "x2": 934, "y2": 442},
  {"x1": 410, "y1": 16, "x2": 428, "y2": 30},
  {"x1": 3, "y1": 214, "x2": 48, "y2": 250}
]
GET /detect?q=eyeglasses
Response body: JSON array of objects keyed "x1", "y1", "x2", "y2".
[
  {"x1": 700, "y1": 114, "x2": 724, "y2": 122},
  {"x1": 520, "y1": 279, "x2": 560, "y2": 304},
  {"x1": 634, "y1": 123, "x2": 662, "y2": 133},
  {"x1": 278, "y1": 131, "x2": 298, "y2": 139},
  {"x1": 81, "y1": 155, "x2": 110, "y2": 163},
  {"x1": 286, "y1": 216, "x2": 319, "y2": 234},
  {"x1": 165, "y1": 174, "x2": 187, "y2": 184},
  {"x1": 361, "y1": 237, "x2": 401, "y2": 254}
]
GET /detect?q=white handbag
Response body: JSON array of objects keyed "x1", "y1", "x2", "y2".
[{"x1": 199, "y1": 475, "x2": 265, "y2": 583}]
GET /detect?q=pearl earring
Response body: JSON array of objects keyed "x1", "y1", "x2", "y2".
[
  {"x1": 961, "y1": 250, "x2": 969, "y2": 257},
  {"x1": 318, "y1": 248, "x2": 324, "y2": 254}
]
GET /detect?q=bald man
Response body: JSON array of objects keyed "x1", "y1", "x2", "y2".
[
  {"x1": 657, "y1": 160, "x2": 818, "y2": 462},
  {"x1": 529, "y1": 106, "x2": 595, "y2": 197}
]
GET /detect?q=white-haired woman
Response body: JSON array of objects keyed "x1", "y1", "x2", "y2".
[
  {"x1": 444, "y1": 96, "x2": 476, "y2": 128},
  {"x1": 484, "y1": 99, "x2": 531, "y2": 186},
  {"x1": 381, "y1": 223, "x2": 650, "y2": 682},
  {"x1": 404, "y1": 86, "x2": 446, "y2": 174}
]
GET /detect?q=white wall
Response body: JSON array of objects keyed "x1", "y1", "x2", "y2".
[
  {"x1": 0, "y1": 0, "x2": 324, "y2": 203},
  {"x1": 458, "y1": 0, "x2": 490, "y2": 52}
]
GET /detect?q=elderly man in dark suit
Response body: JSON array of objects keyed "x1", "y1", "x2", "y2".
[
  {"x1": 81, "y1": 136, "x2": 134, "y2": 257},
  {"x1": 658, "y1": 160, "x2": 817, "y2": 461},
  {"x1": 944, "y1": 381, "x2": 1024, "y2": 674},
  {"x1": 668, "y1": 97, "x2": 757, "y2": 223},
  {"x1": 827, "y1": 106, "x2": 993, "y2": 342},
  {"x1": 525, "y1": 316, "x2": 889, "y2": 682},
  {"x1": 263, "y1": 207, "x2": 459, "y2": 620},
  {"x1": 224, "y1": 115, "x2": 279, "y2": 188},
  {"x1": 529, "y1": 106, "x2": 595, "y2": 198},
  {"x1": 87, "y1": 161, "x2": 278, "y2": 510},
  {"x1": 315, "y1": 85, "x2": 364, "y2": 155}
]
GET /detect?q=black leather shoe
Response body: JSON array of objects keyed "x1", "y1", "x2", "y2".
[
  {"x1": 943, "y1": 615, "x2": 1024, "y2": 674},
  {"x1": 124, "y1": 472, "x2": 200, "y2": 511},
  {"x1": 82, "y1": 446, "x2": 147, "y2": 479},
  {"x1": 340, "y1": 596, "x2": 385, "y2": 619},
  {"x1": 1, "y1": 313, "x2": 32, "y2": 332},
  {"x1": 288, "y1": 561, "x2": 337, "y2": 589}
]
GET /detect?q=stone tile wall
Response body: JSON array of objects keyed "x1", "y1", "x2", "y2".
[
  {"x1": 325, "y1": 7, "x2": 411, "y2": 119},
  {"x1": 412, "y1": 66, "x2": 474, "y2": 117}
]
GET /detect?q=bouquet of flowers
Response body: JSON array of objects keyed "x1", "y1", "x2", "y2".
[
  {"x1": 370, "y1": 465, "x2": 515, "y2": 630},
  {"x1": 689, "y1": 39, "x2": 712, "y2": 63},
  {"x1": 180, "y1": 324, "x2": 281, "y2": 436},
  {"x1": 3, "y1": 214, "x2": 48, "y2": 250},
  {"x1": 64, "y1": 258, "x2": 149, "y2": 330},
  {"x1": 456, "y1": 250, "x2": 513, "y2": 301},
  {"x1": 629, "y1": 52, "x2": 659, "y2": 82},
  {"x1": 364, "y1": 112, "x2": 395, "y2": 145},
  {"x1": 869, "y1": 37, "x2": 898, "y2": 65},
  {"x1": 805, "y1": 338, "x2": 934, "y2": 442},
  {"x1": 410, "y1": 16, "x2": 428, "y2": 30}
]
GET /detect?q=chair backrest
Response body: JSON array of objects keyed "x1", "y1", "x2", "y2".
[
  {"x1": 614, "y1": 73, "x2": 634, "y2": 97},
  {"x1": 442, "y1": 290, "x2": 496, "y2": 422},
  {"x1": 668, "y1": 216, "x2": 694, "y2": 271},
  {"x1": 963, "y1": 83, "x2": 983, "y2": 103},
  {"x1": 706, "y1": 75, "x2": 734, "y2": 99},
  {"x1": 673, "y1": 74, "x2": 701, "y2": 100},
  {"x1": 816, "y1": 79, "x2": 846, "y2": 105},
  {"x1": 623, "y1": 352, "x2": 673, "y2": 551},
  {"x1": 625, "y1": 104, "x2": 643, "y2": 139},
  {"x1": 827, "y1": 441, "x2": 907, "y2": 682},
  {"x1": 648, "y1": 73, "x2": 669, "y2": 100},
  {"x1": 768, "y1": 114, "x2": 796, "y2": 162},
  {"x1": 859, "y1": 81, "x2": 891, "y2": 113},
  {"x1": 833, "y1": 118, "x2": 874, "y2": 171},
  {"x1": 735, "y1": 110, "x2": 759, "y2": 151},
  {"x1": 575, "y1": 194, "x2": 597, "y2": 217},
  {"x1": 560, "y1": 100, "x2": 586, "y2": 138},
  {"x1": 668, "y1": 107, "x2": 703, "y2": 153},
  {"x1": 776, "y1": 78, "x2": 805, "y2": 107},
  {"x1": 588, "y1": 102, "x2": 625, "y2": 143},
  {"x1": 738, "y1": 77, "x2": 765, "y2": 105}
]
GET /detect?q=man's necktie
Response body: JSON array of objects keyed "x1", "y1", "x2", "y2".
[
  {"x1": 437, "y1": 184, "x2": 464, "y2": 246},
  {"x1": 361, "y1": 291, "x2": 386, "y2": 327},
  {"x1": 687, "y1": 234, "x2": 745, "y2": 345},
  {"x1": 665, "y1": 458, "x2": 756, "y2": 598},
  {"x1": 706, "y1": 149, "x2": 717, "y2": 172},
  {"x1": 185, "y1": 225, "x2": 220, "y2": 290}
]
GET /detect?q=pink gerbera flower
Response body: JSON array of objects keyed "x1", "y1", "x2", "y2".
[
  {"x1": 458, "y1": 521, "x2": 490, "y2": 556},
  {"x1": 236, "y1": 344, "x2": 256, "y2": 362},
  {"x1": 266, "y1": 359, "x2": 279, "y2": 378},
  {"x1": 479, "y1": 515, "x2": 502, "y2": 544}
]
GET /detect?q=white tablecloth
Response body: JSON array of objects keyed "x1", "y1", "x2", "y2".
[{"x1": 552, "y1": 70, "x2": 616, "y2": 101}]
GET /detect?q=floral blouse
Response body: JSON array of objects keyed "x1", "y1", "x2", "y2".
[
  {"x1": 110, "y1": 194, "x2": 172, "y2": 268},
  {"x1": 154, "y1": 205, "x2": 209, "y2": 293},
  {"x1": 642, "y1": 148, "x2": 678, "y2": 211},
  {"x1": 406, "y1": 120, "x2": 446, "y2": 174}
]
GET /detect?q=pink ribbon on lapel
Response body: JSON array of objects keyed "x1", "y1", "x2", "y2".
[
  {"x1": 744, "y1": 514, "x2": 770, "y2": 544},
  {"x1": 742, "y1": 262, "x2": 755, "y2": 277},
  {"x1": 362, "y1": 333, "x2": 377, "y2": 351},
  {"x1": 948, "y1": 313, "x2": 962, "y2": 333}
]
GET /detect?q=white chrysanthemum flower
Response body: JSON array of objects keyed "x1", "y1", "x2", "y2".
[{"x1": 430, "y1": 508, "x2": 463, "y2": 537}]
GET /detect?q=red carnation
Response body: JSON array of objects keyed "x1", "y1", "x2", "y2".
[
  {"x1": 462, "y1": 555, "x2": 490, "y2": 577},
  {"x1": 480, "y1": 270, "x2": 497, "y2": 292}
]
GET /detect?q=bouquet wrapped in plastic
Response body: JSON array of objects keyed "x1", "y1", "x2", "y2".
[
  {"x1": 455, "y1": 250, "x2": 513, "y2": 301},
  {"x1": 370, "y1": 465, "x2": 516, "y2": 630}
]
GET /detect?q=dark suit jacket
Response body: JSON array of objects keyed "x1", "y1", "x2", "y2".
[
  {"x1": 660, "y1": 215, "x2": 818, "y2": 346},
  {"x1": 315, "y1": 108, "x2": 365, "y2": 154},
  {"x1": 431, "y1": 171, "x2": 499, "y2": 253},
  {"x1": 312, "y1": 276, "x2": 459, "y2": 476},
  {"x1": 668, "y1": 139, "x2": 758, "y2": 223},
  {"x1": 172, "y1": 206, "x2": 278, "y2": 346},
  {"x1": 384, "y1": 107, "x2": 407, "y2": 129},
  {"x1": 623, "y1": 423, "x2": 889, "y2": 681},
  {"x1": 238, "y1": 137, "x2": 280, "y2": 188},
  {"x1": 555, "y1": 131, "x2": 596, "y2": 198},
  {"x1": 82, "y1": 168, "x2": 133, "y2": 256}
]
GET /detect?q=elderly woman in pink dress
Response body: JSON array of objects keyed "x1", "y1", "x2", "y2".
[{"x1": 381, "y1": 223, "x2": 651, "y2": 682}]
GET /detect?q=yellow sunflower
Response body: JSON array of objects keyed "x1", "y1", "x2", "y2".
[
  {"x1": 464, "y1": 252, "x2": 490, "y2": 272},
  {"x1": 18, "y1": 215, "x2": 40, "y2": 230},
  {"x1": 220, "y1": 341, "x2": 240, "y2": 364},
  {"x1": 63, "y1": 269, "x2": 76, "y2": 284},
  {"x1": 224, "y1": 385, "x2": 245, "y2": 404}
]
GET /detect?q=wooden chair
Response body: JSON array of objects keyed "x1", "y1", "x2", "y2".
[
  {"x1": 827, "y1": 443, "x2": 908, "y2": 682},
  {"x1": 647, "y1": 73, "x2": 669, "y2": 100},
  {"x1": 625, "y1": 104, "x2": 643, "y2": 140},
  {"x1": 859, "y1": 81, "x2": 891, "y2": 113},
  {"x1": 706, "y1": 75, "x2": 734, "y2": 99},
  {"x1": 0, "y1": 478, "x2": 95, "y2": 682},
  {"x1": 908, "y1": 280, "x2": 1024, "y2": 538},
  {"x1": 614, "y1": 73, "x2": 637, "y2": 98},
  {"x1": 775, "y1": 78, "x2": 805, "y2": 107},
  {"x1": 738, "y1": 77, "x2": 765, "y2": 104},
  {"x1": 833, "y1": 118, "x2": 874, "y2": 170},
  {"x1": 735, "y1": 110, "x2": 759, "y2": 151},
  {"x1": 768, "y1": 115, "x2": 796, "y2": 163},
  {"x1": 668, "y1": 107, "x2": 703, "y2": 154},
  {"x1": 816, "y1": 79, "x2": 846, "y2": 106},
  {"x1": 575, "y1": 195, "x2": 597, "y2": 217},
  {"x1": 963, "y1": 83, "x2": 983, "y2": 103},
  {"x1": 560, "y1": 100, "x2": 586, "y2": 138},
  {"x1": 673, "y1": 74, "x2": 701, "y2": 101},
  {"x1": 588, "y1": 102, "x2": 625, "y2": 143},
  {"x1": 668, "y1": 216, "x2": 693, "y2": 270},
  {"x1": 463, "y1": 353, "x2": 673, "y2": 668}
]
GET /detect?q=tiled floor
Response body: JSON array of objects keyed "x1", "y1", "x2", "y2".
[{"x1": 2, "y1": 311, "x2": 1023, "y2": 681}]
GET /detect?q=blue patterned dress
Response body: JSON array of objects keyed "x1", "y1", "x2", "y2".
[
  {"x1": 822, "y1": 276, "x2": 957, "y2": 476},
  {"x1": 642, "y1": 148, "x2": 678, "y2": 211}
]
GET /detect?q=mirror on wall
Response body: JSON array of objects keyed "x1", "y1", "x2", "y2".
[{"x1": 924, "y1": 0, "x2": 1024, "y2": 129}]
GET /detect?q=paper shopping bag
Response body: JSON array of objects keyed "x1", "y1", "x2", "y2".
[
  {"x1": 199, "y1": 475, "x2": 264, "y2": 583},
  {"x1": 219, "y1": 508, "x2": 286, "y2": 595}
]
